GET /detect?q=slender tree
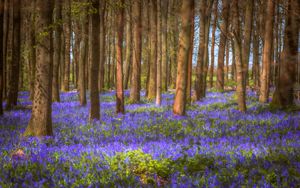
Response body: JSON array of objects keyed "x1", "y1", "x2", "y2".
[
  {"x1": 62, "y1": 0, "x2": 71, "y2": 92},
  {"x1": 89, "y1": 0, "x2": 101, "y2": 120},
  {"x1": 216, "y1": 0, "x2": 229, "y2": 92},
  {"x1": 116, "y1": 0, "x2": 125, "y2": 113},
  {"x1": 99, "y1": 0, "x2": 106, "y2": 92},
  {"x1": 156, "y1": 0, "x2": 162, "y2": 105},
  {"x1": 209, "y1": 0, "x2": 218, "y2": 88},
  {"x1": 123, "y1": 1, "x2": 132, "y2": 90},
  {"x1": 0, "y1": 0, "x2": 4, "y2": 115},
  {"x1": 6, "y1": 0, "x2": 21, "y2": 110},
  {"x1": 161, "y1": 0, "x2": 168, "y2": 92},
  {"x1": 259, "y1": 0, "x2": 275, "y2": 103},
  {"x1": 24, "y1": 0, "x2": 53, "y2": 136},
  {"x1": 52, "y1": 0, "x2": 62, "y2": 102},
  {"x1": 173, "y1": 0, "x2": 194, "y2": 115},
  {"x1": 130, "y1": 0, "x2": 142, "y2": 103}
]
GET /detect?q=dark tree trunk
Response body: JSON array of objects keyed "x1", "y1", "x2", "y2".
[
  {"x1": 0, "y1": 0, "x2": 4, "y2": 115},
  {"x1": 99, "y1": 0, "x2": 106, "y2": 92},
  {"x1": 62, "y1": 0, "x2": 71, "y2": 92}
]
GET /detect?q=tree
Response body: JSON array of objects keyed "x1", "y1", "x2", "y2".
[
  {"x1": 147, "y1": 0, "x2": 157, "y2": 100},
  {"x1": 99, "y1": 0, "x2": 106, "y2": 92},
  {"x1": 156, "y1": 0, "x2": 162, "y2": 105},
  {"x1": 116, "y1": 0, "x2": 125, "y2": 114},
  {"x1": 271, "y1": 0, "x2": 299, "y2": 108},
  {"x1": 173, "y1": 0, "x2": 194, "y2": 116},
  {"x1": 24, "y1": 0, "x2": 53, "y2": 136},
  {"x1": 62, "y1": 0, "x2": 71, "y2": 92},
  {"x1": 89, "y1": 0, "x2": 101, "y2": 120},
  {"x1": 6, "y1": 0, "x2": 21, "y2": 110},
  {"x1": 123, "y1": 1, "x2": 132, "y2": 90},
  {"x1": 259, "y1": 0, "x2": 275, "y2": 103},
  {"x1": 129, "y1": 0, "x2": 142, "y2": 103},
  {"x1": 209, "y1": 0, "x2": 218, "y2": 88},
  {"x1": 161, "y1": 0, "x2": 168, "y2": 92},
  {"x1": 232, "y1": 0, "x2": 246, "y2": 112},
  {"x1": 216, "y1": 0, "x2": 229, "y2": 92},
  {"x1": 78, "y1": 3, "x2": 89, "y2": 106},
  {"x1": 0, "y1": 0, "x2": 4, "y2": 115},
  {"x1": 52, "y1": 0, "x2": 62, "y2": 102}
]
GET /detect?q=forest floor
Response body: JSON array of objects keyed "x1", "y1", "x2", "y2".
[{"x1": 0, "y1": 90, "x2": 300, "y2": 187}]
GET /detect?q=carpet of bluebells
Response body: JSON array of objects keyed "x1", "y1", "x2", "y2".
[{"x1": 0, "y1": 90, "x2": 300, "y2": 187}]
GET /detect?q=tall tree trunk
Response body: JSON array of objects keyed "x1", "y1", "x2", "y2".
[
  {"x1": 173, "y1": 0, "x2": 194, "y2": 115},
  {"x1": 259, "y1": 0, "x2": 275, "y2": 103},
  {"x1": 209, "y1": 0, "x2": 218, "y2": 88},
  {"x1": 0, "y1": 0, "x2": 4, "y2": 115},
  {"x1": 123, "y1": 1, "x2": 132, "y2": 90},
  {"x1": 24, "y1": 0, "x2": 53, "y2": 137},
  {"x1": 6, "y1": 0, "x2": 21, "y2": 110},
  {"x1": 232, "y1": 0, "x2": 246, "y2": 112},
  {"x1": 116, "y1": 0, "x2": 125, "y2": 114},
  {"x1": 156, "y1": 0, "x2": 162, "y2": 105},
  {"x1": 78, "y1": 4, "x2": 89, "y2": 106},
  {"x1": 242, "y1": 0, "x2": 254, "y2": 87},
  {"x1": 89, "y1": 0, "x2": 101, "y2": 120},
  {"x1": 271, "y1": 0, "x2": 299, "y2": 108},
  {"x1": 252, "y1": 12, "x2": 260, "y2": 90},
  {"x1": 62, "y1": 0, "x2": 71, "y2": 92},
  {"x1": 129, "y1": 0, "x2": 142, "y2": 103},
  {"x1": 161, "y1": 0, "x2": 168, "y2": 92},
  {"x1": 186, "y1": 4, "x2": 194, "y2": 104},
  {"x1": 52, "y1": 0, "x2": 62, "y2": 102},
  {"x1": 216, "y1": 0, "x2": 229, "y2": 92},
  {"x1": 99, "y1": 0, "x2": 106, "y2": 92},
  {"x1": 147, "y1": 0, "x2": 157, "y2": 100}
]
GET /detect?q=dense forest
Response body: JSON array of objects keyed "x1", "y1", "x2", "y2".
[{"x1": 0, "y1": 0, "x2": 299, "y2": 187}]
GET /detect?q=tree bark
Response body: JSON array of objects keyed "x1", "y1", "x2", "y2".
[
  {"x1": 0, "y1": 0, "x2": 4, "y2": 115},
  {"x1": 24, "y1": 0, "x2": 53, "y2": 137},
  {"x1": 130, "y1": 0, "x2": 142, "y2": 103},
  {"x1": 52, "y1": 0, "x2": 62, "y2": 102},
  {"x1": 161, "y1": 0, "x2": 168, "y2": 92},
  {"x1": 116, "y1": 0, "x2": 125, "y2": 114},
  {"x1": 216, "y1": 0, "x2": 229, "y2": 92},
  {"x1": 156, "y1": 0, "x2": 162, "y2": 105},
  {"x1": 259, "y1": 0, "x2": 275, "y2": 103},
  {"x1": 173, "y1": 0, "x2": 194, "y2": 116},
  {"x1": 209, "y1": 0, "x2": 218, "y2": 88},
  {"x1": 89, "y1": 0, "x2": 101, "y2": 120},
  {"x1": 6, "y1": 0, "x2": 21, "y2": 110},
  {"x1": 123, "y1": 1, "x2": 132, "y2": 90},
  {"x1": 62, "y1": 0, "x2": 71, "y2": 92},
  {"x1": 99, "y1": 0, "x2": 106, "y2": 92}
]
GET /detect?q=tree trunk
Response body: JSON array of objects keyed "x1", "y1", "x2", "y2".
[
  {"x1": 129, "y1": 0, "x2": 142, "y2": 103},
  {"x1": 186, "y1": 4, "x2": 194, "y2": 104},
  {"x1": 6, "y1": 0, "x2": 21, "y2": 110},
  {"x1": 156, "y1": 0, "x2": 162, "y2": 105},
  {"x1": 173, "y1": 0, "x2": 194, "y2": 116},
  {"x1": 24, "y1": 0, "x2": 53, "y2": 137},
  {"x1": 99, "y1": 0, "x2": 106, "y2": 92},
  {"x1": 232, "y1": 0, "x2": 246, "y2": 112},
  {"x1": 123, "y1": 1, "x2": 132, "y2": 90},
  {"x1": 89, "y1": 0, "x2": 101, "y2": 120},
  {"x1": 259, "y1": 0, "x2": 275, "y2": 103},
  {"x1": 62, "y1": 0, "x2": 71, "y2": 92},
  {"x1": 0, "y1": 0, "x2": 4, "y2": 115},
  {"x1": 52, "y1": 0, "x2": 62, "y2": 102},
  {"x1": 242, "y1": 0, "x2": 254, "y2": 87},
  {"x1": 271, "y1": 0, "x2": 299, "y2": 108},
  {"x1": 209, "y1": 0, "x2": 218, "y2": 88},
  {"x1": 116, "y1": 0, "x2": 125, "y2": 114},
  {"x1": 147, "y1": 0, "x2": 157, "y2": 100},
  {"x1": 161, "y1": 0, "x2": 168, "y2": 92},
  {"x1": 78, "y1": 4, "x2": 89, "y2": 106},
  {"x1": 216, "y1": 0, "x2": 229, "y2": 92}
]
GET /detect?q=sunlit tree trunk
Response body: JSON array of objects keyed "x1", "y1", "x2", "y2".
[
  {"x1": 89, "y1": 0, "x2": 101, "y2": 120},
  {"x1": 130, "y1": 0, "x2": 142, "y2": 103},
  {"x1": 52, "y1": 0, "x2": 62, "y2": 102},
  {"x1": 216, "y1": 0, "x2": 229, "y2": 92},
  {"x1": 242, "y1": 0, "x2": 254, "y2": 87},
  {"x1": 116, "y1": 0, "x2": 125, "y2": 113},
  {"x1": 161, "y1": 0, "x2": 168, "y2": 92},
  {"x1": 259, "y1": 0, "x2": 275, "y2": 103},
  {"x1": 147, "y1": 0, "x2": 157, "y2": 100},
  {"x1": 232, "y1": 0, "x2": 246, "y2": 112},
  {"x1": 99, "y1": 0, "x2": 106, "y2": 92},
  {"x1": 186, "y1": 5, "x2": 194, "y2": 104},
  {"x1": 24, "y1": 0, "x2": 53, "y2": 136},
  {"x1": 156, "y1": 0, "x2": 162, "y2": 105},
  {"x1": 271, "y1": 0, "x2": 299, "y2": 108},
  {"x1": 252, "y1": 10, "x2": 260, "y2": 90},
  {"x1": 173, "y1": 0, "x2": 194, "y2": 116}
]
